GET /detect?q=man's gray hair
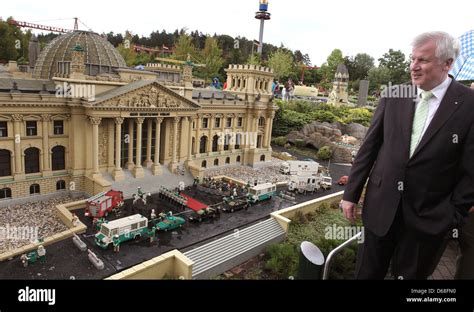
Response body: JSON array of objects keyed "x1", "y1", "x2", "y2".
[{"x1": 412, "y1": 31, "x2": 460, "y2": 63}]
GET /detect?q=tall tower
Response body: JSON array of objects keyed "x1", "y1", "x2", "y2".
[
  {"x1": 328, "y1": 64, "x2": 349, "y2": 106},
  {"x1": 255, "y1": 0, "x2": 271, "y2": 55},
  {"x1": 28, "y1": 35, "x2": 41, "y2": 69}
]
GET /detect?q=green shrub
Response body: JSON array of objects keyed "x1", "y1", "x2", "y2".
[
  {"x1": 272, "y1": 136, "x2": 288, "y2": 146},
  {"x1": 317, "y1": 146, "x2": 332, "y2": 160},
  {"x1": 264, "y1": 243, "x2": 298, "y2": 278},
  {"x1": 294, "y1": 139, "x2": 306, "y2": 148}
]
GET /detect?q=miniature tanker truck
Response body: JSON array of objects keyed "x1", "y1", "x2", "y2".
[
  {"x1": 95, "y1": 214, "x2": 153, "y2": 249},
  {"x1": 85, "y1": 189, "x2": 124, "y2": 218}
]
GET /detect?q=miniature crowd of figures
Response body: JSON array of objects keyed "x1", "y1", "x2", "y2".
[{"x1": 197, "y1": 177, "x2": 248, "y2": 198}]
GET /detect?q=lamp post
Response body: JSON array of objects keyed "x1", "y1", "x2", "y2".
[{"x1": 255, "y1": 0, "x2": 271, "y2": 55}]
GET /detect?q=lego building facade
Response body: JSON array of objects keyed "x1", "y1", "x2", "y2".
[{"x1": 0, "y1": 31, "x2": 277, "y2": 200}]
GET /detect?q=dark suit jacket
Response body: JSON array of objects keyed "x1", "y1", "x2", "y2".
[{"x1": 343, "y1": 78, "x2": 474, "y2": 237}]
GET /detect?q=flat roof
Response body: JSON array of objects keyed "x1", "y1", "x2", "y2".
[{"x1": 103, "y1": 214, "x2": 146, "y2": 229}]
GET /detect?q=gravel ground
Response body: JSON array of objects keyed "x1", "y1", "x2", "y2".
[
  {"x1": 204, "y1": 158, "x2": 291, "y2": 184},
  {"x1": 0, "y1": 196, "x2": 83, "y2": 253}
]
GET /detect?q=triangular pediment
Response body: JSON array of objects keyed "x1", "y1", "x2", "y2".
[{"x1": 89, "y1": 80, "x2": 200, "y2": 110}]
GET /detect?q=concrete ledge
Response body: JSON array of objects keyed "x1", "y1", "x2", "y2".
[
  {"x1": 0, "y1": 197, "x2": 88, "y2": 262},
  {"x1": 106, "y1": 250, "x2": 194, "y2": 280},
  {"x1": 271, "y1": 191, "x2": 344, "y2": 233}
]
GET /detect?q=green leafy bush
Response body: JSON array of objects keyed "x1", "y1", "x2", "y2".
[
  {"x1": 317, "y1": 146, "x2": 332, "y2": 160},
  {"x1": 272, "y1": 136, "x2": 288, "y2": 146}
]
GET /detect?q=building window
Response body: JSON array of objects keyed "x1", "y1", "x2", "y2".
[
  {"x1": 0, "y1": 122, "x2": 7, "y2": 137},
  {"x1": 236, "y1": 155, "x2": 241, "y2": 163},
  {"x1": 202, "y1": 118, "x2": 209, "y2": 129},
  {"x1": 53, "y1": 120, "x2": 64, "y2": 135},
  {"x1": 201, "y1": 160, "x2": 207, "y2": 168},
  {"x1": 215, "y1": 118, "x2": 221, "y2": 128},
  {"x1": 0, "y1": 187, "x2": 12, "y2": 199},
  {"x1": 260, "y1": 155, "x2": 266, "y2": 161},
  {"x1": 52, "y1": 146, "x2": 65, "y2": 171},
  {"x1": 25, "y1": 147, "x2": 40, "y2": 174},
  {"x1": 258, "y1": 117, "x2": 265, "y2": 127},
  {"x1": 30, "y1": 183, "x2": 40, "y2": 195},
  {"x1": 212, "y1": 135, "x2": 219, "y2": 152},
  {"x1": 0, "y1": 149, "x2": 11, "y2": 177},
  {"x1": 56, "y1": 180, "x2": 66, "y2": 190},
  {"x1": 225, "y1": 157, "x2": 230, "y2": 164},
  {"x1": 224, "y1": 134, "x2": 230, "y2": 151},
  {"x1": 214, "y1": 159, "x2": 219, "y2": 166},
  {"x1": 226, "y1": 117, "x2": 232, "y2": 128},
  {"x1": 235, "y1": 134, "x2": 241, "y2": 149},
  {"x1": 257, "y1": 135, "x2": 262, "y2": 148},
  {"x1": 200, "y1": 136, "x2": 208, "y2": 154},
  {"x1": 26, "y1": 121, "x2": 37, "y2": 136},
  {"x1": 237, "y1": 117, "x2": 243, "y2": 127}
]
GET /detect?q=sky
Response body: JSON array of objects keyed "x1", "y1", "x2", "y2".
[{"x1": 2, "y1": 0, "x2": 473, "y2": 66}]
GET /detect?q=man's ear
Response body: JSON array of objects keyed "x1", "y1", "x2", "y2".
[{"x1": 444, "y1": 58, "x2": 454, "y2": 71}]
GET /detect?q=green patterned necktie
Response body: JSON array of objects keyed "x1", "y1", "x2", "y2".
[{"x1": 410, "y1": 90, "x2": 434, "y2": 157}]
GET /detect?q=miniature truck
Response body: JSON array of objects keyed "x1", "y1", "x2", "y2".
[
  {"x1": 94, "y1": 214, "x2": 150, "y2": 249},
  {"x1": 222, "y1": 197, "x2": 249, "y2": 212},
  {"x1": 247, "y1": 183, "x2": 277, "y2": 204},
  {"x1": 280, "y1": 160, "x2": 319, "y2": 175},
  {"x1": 85, "y1": 190, "x2": 124, "y2": 218},
  {"x1": 288, "y1": 175, "x2": 321, "y2": 194},
  {"x1": 320, "y1": 173, "x2": 333, "y2": 190}
]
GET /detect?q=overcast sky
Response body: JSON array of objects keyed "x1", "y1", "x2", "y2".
[{"x1": 3, "y1": 0, "x2": 473, "y2": 65}]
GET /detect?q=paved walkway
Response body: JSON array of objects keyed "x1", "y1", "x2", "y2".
[
  {"x1": 102, "y1": 165, "x2": 193, "y2": 199},
  {"x1": 429, "y1": 240, "x2": 459, "y2": 280}
]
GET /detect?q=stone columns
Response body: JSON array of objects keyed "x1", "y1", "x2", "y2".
[
  {"x1": 169, "y1": 117, "x2": 180, "y2": 172},
  {"x1": 145, "y1": 118, "x2": 153, "y2": 167},
  {"x1": 12, "y1": 114, "x2": 24, "y2": 180},
  {"x1": 127, "y1": 119, "x2": 134, "y2": 170},
  {"x1": 132, "y1": 117, "x2": 145, "y2": 178},
  {"x1": 41, "y1": 114, "x2": 52, "y2": 177},
  {"x1": 231, "y1": 115, "x2": 237, "y2": 151},
  {"x1": 152, "y1": 117, "x2": 163, "y2": 175},
  {"x1": 89, "y1": 116, "x2": 102, "y2": 177},
  {"x1": 218, "y1": 114, "x2": 225, "y2": 152},
  {"x1": 107, "y1": 119, "x2": 115, "y2": 171},
  {"x1": 263, "y1": 116, "x2": 269, "y2": 148},
  {"x1": 266, "y1": 111, "x2": 275, "y2": 150},
  {"x1": 179, "y1": 116, "x2": 188, "y2": 161},
  {"x1": 195, "y1": 115, "x2": 201, "y2": 155},
  {"x1": 187, "y1": 116, "x2": 194, "y2": 162},
  {"x1": 112, "y1": 117, "x2": 125, "y2": 181},
  {"x1": 207, "y1": 115, "x2": 213, "y2": 154}
]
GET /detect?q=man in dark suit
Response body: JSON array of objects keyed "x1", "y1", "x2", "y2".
[{"x1": 341, "y1": 31, "x2": 474, "y2": 279}]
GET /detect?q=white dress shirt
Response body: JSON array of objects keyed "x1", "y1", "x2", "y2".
[{"x1": 416, "y1": 76, "x2": 452, "y2": 139}]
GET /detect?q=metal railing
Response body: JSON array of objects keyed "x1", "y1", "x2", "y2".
[{"x1": 322, "y1": 232, "x2": 362, "y2": 280}]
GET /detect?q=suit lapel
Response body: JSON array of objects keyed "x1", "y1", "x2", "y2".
[
  {"x1": 410, "y1": 81, "x2": 464, "y2": 159},
  {"x1": 400, "y1": 96, "x2": 416, "y2": 160}
]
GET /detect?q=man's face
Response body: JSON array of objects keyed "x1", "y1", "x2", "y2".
[{"x1": 410, "y1": 40, "x2": 452, "y2": 91}]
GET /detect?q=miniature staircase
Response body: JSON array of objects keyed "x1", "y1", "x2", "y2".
[{"x1": 183, "y1": 218, "x2": 286, "y2": 279}]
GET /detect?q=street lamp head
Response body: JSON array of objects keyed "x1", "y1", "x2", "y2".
[{"x1": 259, "y1": 0, "x2": 269, "y2": 12}]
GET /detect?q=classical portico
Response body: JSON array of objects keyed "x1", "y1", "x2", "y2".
[{"x1": 84, "y1": 80, "x2": 199, "y2": 182}]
